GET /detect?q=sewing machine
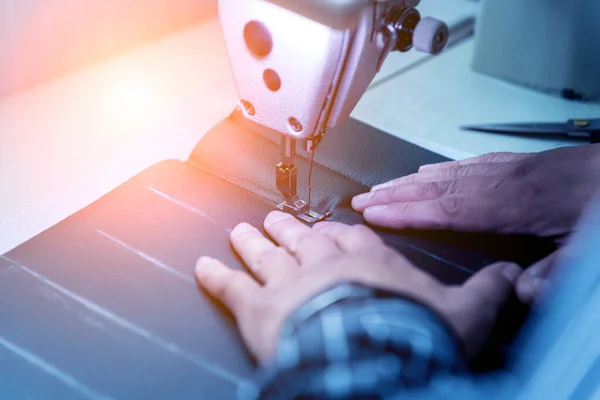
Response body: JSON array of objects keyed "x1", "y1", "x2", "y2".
[
  {"x1": 5, "y1": 3, "x2": 600, "y2": 398},
  {"x1": 219, "y1": 0, "x2": 448, "y2": 222}
]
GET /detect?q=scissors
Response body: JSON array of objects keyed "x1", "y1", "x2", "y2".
[{"x1": 461, "y1": 118, "x2": 600, "y2": 144}]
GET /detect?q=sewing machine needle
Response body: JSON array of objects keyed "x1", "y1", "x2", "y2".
[{"x1": 307, "y1": 149, "x2": 315, "y2": 217}]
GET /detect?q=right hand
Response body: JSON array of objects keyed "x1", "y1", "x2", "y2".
[
  {"x1": 195, "y1": 211, "x2": 522, "y2": 362},
  {"x1": 352, "y1": 145, "x2": 600, "y2": 238}
]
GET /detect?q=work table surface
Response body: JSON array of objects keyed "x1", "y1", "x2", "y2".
[{"x1": 1, "y1": 1, "x2": 599, "y2": 254}]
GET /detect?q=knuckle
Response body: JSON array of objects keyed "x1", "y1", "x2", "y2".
[
  {"x1": 438, "y1": 195, "x2": 464, "y2": 217},
  {"x1": 481, "y1": 152, "x2": 498, "y2": 162},
  {"x1": 457, "y1": 165, "x2": 471, "y2": 177},
  {"x1": 425, "y1": 180, "x2": 458, "y2": 198},
  {"x1": 487, "y1": 152, "x2": 510, "y2": 163},
  {"x1": 254, "y1": 248, "x2": 284, "y2": 273},
  {"x1": 262, "y1": 247, "x2": 288, "y2": 260},
  {"x1": 511, "y1": 159, "x2": 537, "y2": 179},
  {"x1": 442, "y1": 168, "x2": 458, "y2": 180},
  {"x1": 383, "y1": 185, "x2": 399, "y2": 200},
  {"x1": 421, "y1": 182, "x2": 443, "y2": 198},
  {"x1": 445, "y1": 165, "x2": 470, "y2": 180},
  {"x1": 445, "y1": 179, "x2": 461, "y2": 195}
]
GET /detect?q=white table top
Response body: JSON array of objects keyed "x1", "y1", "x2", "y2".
[
  {"x1": 1, "y1": 2, "x2": 598, "y2": 254},
  {"x1": 354, "y1": 38, "x2": 600, "y2": 161}
]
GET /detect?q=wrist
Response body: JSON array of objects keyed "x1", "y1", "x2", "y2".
[
  {"x1": 281, "y1": 282, "x2": 467, "y2": 358},
  {"x1": 247, "y1": 282, "x2": 467, "y2": 399}
]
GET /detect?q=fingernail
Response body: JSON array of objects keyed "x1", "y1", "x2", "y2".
[
  {"x1": 523, "y1": 277, "x2": 545, "y2": 300},
  {"x1": 231, "y1": 223, "x2": 256, "y2": 236},
  {"x1": 364, "y1": 205, "x2": 387, "y2": 216},
  {"x1": 517, "y1": 278, "x2": 539, "y2": 305},
  {"x1": 419, "y1": 164, "x2": 436, "y2": 171},
  {"x1": 527, "y1": 263, "x2": 549, "y2": 280},
  {"x1": 196, "y1": 256, "x2": 215, "y2": 270},
  {"x1": 371, "y1": 183, "x2": 392, "y2": 192},
  {"x1": 352, "y1": 193, "x2": 373, "y2": 209},
  {"x1": 502, "y1": 264, "x2": 522, "y2": 283},
  {"x1": 264, "y1": 211, "x2": 292, "y2": 226}
]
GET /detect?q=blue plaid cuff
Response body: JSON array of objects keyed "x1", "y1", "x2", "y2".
[{"x1": 242, "y1": 282, "x2": 466, "y2": 399}]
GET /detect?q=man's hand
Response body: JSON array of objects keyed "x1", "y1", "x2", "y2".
[
  {"x1": 352, "y1": 145, "x2": 600, "y2": 237},
  {"x1": 516, "y1": 251, "x2": 557, "y2": 305},
  {"x1": 195, "y1": 211, "x2": 521, "y2": 364}
]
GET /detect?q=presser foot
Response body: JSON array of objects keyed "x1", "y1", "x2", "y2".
[
  {"x1": 297, "y1": 210, "x2": 333, "y2": 224},
  {"x1": 277, "y1": 200, "x2": 331, "y2": 224}
]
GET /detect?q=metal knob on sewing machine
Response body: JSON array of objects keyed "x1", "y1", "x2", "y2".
[{"x1": 219, "y1": 0, "x2": 448, "y2": 222}]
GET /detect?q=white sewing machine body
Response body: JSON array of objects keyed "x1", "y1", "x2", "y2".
[
  {"x1": 219, "y1": 0, "x2": 447, "y2": 140},
  {"x1": 218, "y1": 0, "x2": 448, "y2": 219}
]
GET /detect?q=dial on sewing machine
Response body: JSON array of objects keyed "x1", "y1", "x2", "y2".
[{"x1": 219, "y1": 0, "x2": 448, "y2": 223}]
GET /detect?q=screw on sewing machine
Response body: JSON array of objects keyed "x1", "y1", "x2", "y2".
[
  {"x1": 288, "y1": 118, "x2": 303, "y2": 133},
  {"x1": 240, "y1": 100, "x2": 256, "y2": 116}
]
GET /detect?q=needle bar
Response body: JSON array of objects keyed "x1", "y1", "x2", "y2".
[{"x1": 307, "y1": 149, "x2": 315, "y2": 217}]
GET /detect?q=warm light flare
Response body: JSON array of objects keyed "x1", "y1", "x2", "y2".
[{"x1": 101, "y1": 71, "x2": 165, "y2": 129}]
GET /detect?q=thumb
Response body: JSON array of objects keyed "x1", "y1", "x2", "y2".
[
  {"x1": 457, "y1": 262, "x2": 522, "y2": 357},
  {"x1": 516, "y1": 251, "x2": 559, "y2": 305},
  {"x1": 463, "y1": 262, "x2": 522, "y2": 306}
]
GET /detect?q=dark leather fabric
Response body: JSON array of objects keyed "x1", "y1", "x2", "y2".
[
  {"x1": 190, "y1": 112, "x2": 556, "y2": 276},
  {"x1": 0, "y1": 115, "x2": 554, "y2": 399}
]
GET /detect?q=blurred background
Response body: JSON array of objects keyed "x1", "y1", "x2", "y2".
[{"x1": 0, "y1": 0, "x2": 217, "y2": 98}]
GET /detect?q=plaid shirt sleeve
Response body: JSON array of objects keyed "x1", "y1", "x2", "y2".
[{"x1": 240, "y1": 282, "x2": 470, "y2": 400}]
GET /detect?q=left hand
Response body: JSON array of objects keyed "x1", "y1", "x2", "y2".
[
  {"x1": 195, "y1": 211, "x2": 521, "y2": 364},
  {"x1": 351, "y1": 146, "x2": 600, "y2": 237},
  {"x1": 516, "y1": 251, "x2": 557, "y2": 305}
]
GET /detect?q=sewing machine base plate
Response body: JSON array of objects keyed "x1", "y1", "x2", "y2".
[{"x1": 277, "y1": 202, "x2": 332, "y2": 224}]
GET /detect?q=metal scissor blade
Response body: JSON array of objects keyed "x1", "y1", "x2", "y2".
[{"x1": 461, "y1": 122, "x2": 572, "y2": 136}]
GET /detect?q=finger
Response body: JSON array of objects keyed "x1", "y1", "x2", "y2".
[
  {"x1": 456, "y1": 262, "x2": 522, "y2": 357},
  {"x1": 371, "y1": 163, "x2": 509, "y2": 192},
  {"x1": 313, "y1": 222, "x2": 387, "y2": 255},
  {"x1": 463, "y1": 262, "x2": 521, "y2": 304},
  {"x1": 195, "y1": 256, "x2": 259, "y2": 315},
  {"x1": 419, "y1": 152, "x2": 534, "y2": 171},
  {"x1": 230, "y1": 223, "x2": 298, "y2": 283},
  {"x1": 264, "y1": 211, "x2": 341, "y2": 264},
  {"x1": 354, "y1": 176, "x2": 506, "y2": 212},
  {"x1": 363, "y1": 194, "x2": 509, "y2": 232},
  {"x1": 516, "y1": 252, "x2": 559, "y2": 305}
]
